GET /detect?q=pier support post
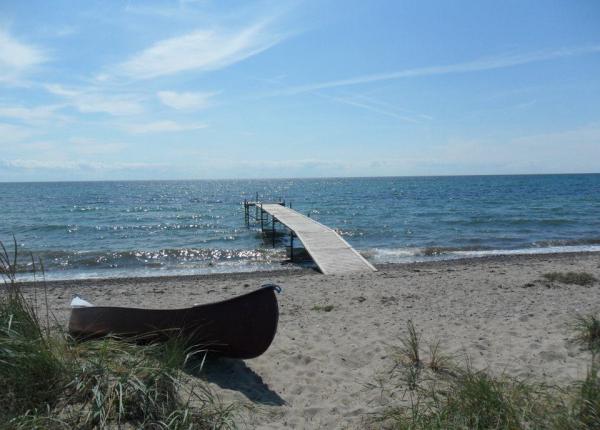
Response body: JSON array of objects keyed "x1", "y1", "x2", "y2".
[
  {"x1": 272, "y1": 217, "x2": 275, "y2": 247},
  {"x1": 290, "y1": 232, "x2": 294, "y2": 261},
  {"x1": 255, "y1": 192, "x2": 259, "y2": 220},
  {"x1": 260, "y1": 203, "x2": 264, "y2": 231}
]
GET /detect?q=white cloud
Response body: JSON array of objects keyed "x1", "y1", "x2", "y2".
[
  {"x1": 0, "y1": 122, "x2": 33, "y2": 143},
  {"x1": 55, "y1": 26, "x2": 77, "y2": 37},
  {"x1": 238, "y1": 158, "x2": 347, "y2": 170},
  {"x1": 1, "y1": 159, "x2": 168, "y2": 171},
  {"x1": 69, "y1": 138, "x2": 124, "y2": 155},
  {"x1": 183, "y1": 156, "x2": 351, "y2": 173},
  {"x1": 45, "y1": 84, "x2": 78, "y2": 98},
  {"x1": 279, "y1": 45, "x2": 600, "y2": 95},
  {"x1": 313, "y1": 92, "x2": 421, "y2": 123},
  {"x1": 0, "y1": 29, "x2": 47, "y2": 82},
  {"x1": 45, "y1": 84, "x2": 144, "y2": 116},
  {"x1": 511, "y1": 124, "x2": 600, "y2": 148},
  {"x1": 75, "y1": 95, "x2": 143, "y2": 116},
  {"x1": 124, "y1": 120, "x2": 207, "y2": 134},
  {"x1": 410, "y1": 124, "x2": 600, "y2": 174},
  {"x1": 0, "y1": 104, "x2": 64, "y2": 122},
  {"x1": 118, "y1": 22, "x2": 282, "y2": 79},
  {"x1": 16, "y1": 141, "x2": 56, "y2": 152},
  {"x1": 157, "y1": 90, "x2": 216, "y2": 110}
]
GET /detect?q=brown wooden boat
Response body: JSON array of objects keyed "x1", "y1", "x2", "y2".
[{"x1": 68, "y1": 284, "x2": 280, "y2": 359}]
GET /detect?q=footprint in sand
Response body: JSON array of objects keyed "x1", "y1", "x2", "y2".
[
  {"x1": 291, "y1": 353, "x2": 314, "y2": 366},
  {"x1": 538, "y1": 350, "x2": 566, "y2": 362}
]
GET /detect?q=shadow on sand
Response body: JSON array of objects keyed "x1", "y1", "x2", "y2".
[{"x1": 186, "y1": 356, "x2": 286, "y2": 406}]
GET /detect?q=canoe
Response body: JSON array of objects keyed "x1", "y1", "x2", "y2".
[{"x1": 68, "y1": 284, "x2": 280, "y2": 359}]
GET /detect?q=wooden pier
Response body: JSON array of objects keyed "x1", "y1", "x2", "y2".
[{"x1": 244, "y1": 200, "x2": 376, "y2": 275}]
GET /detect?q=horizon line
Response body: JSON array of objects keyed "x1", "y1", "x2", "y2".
[{"x1": 1, "y1": 171, "x2": 599, "y2": 184}]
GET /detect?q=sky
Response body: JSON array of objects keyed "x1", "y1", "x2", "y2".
[{"x1": 0, "y1": 0, "x2": 599, "y2": 181}]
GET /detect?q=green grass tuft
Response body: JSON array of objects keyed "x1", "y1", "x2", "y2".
[
  {"x1": 378, "y1": 363, "x2": 555, "y2": 429},
  {"x1": 438, "y1": 367, "x2": 550, "y2": 429},
  {"x1": 373, "y1": 321, "x2": 600, "y2": 430},
  {"x1": 0, "y1": 239, "x2": 236, "y2": 429},
  {"x1": 574, "y1": 363, "x2": 600, "y2": 428},
  {"x1": 573, "y1": 314, "x2": 600, "y2": 353},
  {"x1": 312, "y1": 304, "x2": 334, "y2": 312},
  {"x1": 542, "y1": 272, "x2": 597, "y2": 286},
  {"x1": 427, "y1": 339, "x2": 452, "y2": 374},
  {"x1": 397, "y1": 320, "x2": 421, "y2": 367}
]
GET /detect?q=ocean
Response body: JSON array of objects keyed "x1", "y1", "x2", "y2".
[{"x1": 1, "y1": 174, "x2": 599, "y2": 280}]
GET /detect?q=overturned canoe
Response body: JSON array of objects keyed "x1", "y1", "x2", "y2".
[{"x1": 68, "y1": 284, "x2": 280, "y2": 359}]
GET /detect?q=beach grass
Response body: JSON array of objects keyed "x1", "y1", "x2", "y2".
[
  {"x1": 542, "y1": 271, "x2": 597, "y2": 286},
  {"x1": 0, "y1": 240, "x2": 235, "y2": 429},
  {"x1": 312, "y1": 304, "x2": 334, "y2": 312},
  {"x1": 427, "y1": 339, "x2": 452, "y2": 374},
  {"x1": 374, "y1": 321, "x2": 600, "y2": 429},
  {"x1": 379, "y1": 368, "x2": 555, "y2": 429},
  {"x1": 573, "y1": 314, "x2": 600, "y2": 353},
  {"x1": 574, "y1": 362, "x2": 600, "y2": 428},
  {"x1": 397, "y1": 320, "x2": 421, "y2": 367}
]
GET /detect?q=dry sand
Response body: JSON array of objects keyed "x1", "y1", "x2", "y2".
[{"x1": 39, "y1": 252, "x2": 600, "y2": 429}]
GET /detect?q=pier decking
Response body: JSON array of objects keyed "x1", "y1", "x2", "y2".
[{"x1": 245, "y1": 201, "x2": 376, "y2": 275}]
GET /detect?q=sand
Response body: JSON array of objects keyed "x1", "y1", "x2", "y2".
[{"x1": 37, "y1": 252, "x2": 600, "y2": 429}]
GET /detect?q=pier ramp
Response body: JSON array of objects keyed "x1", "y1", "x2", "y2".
[{"x1": 249, "y1": 202, "x2": 376, "y2": 275}]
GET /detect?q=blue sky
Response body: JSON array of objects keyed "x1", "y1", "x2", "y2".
[{"x1": 0, "y1": 0, "x2": 599, "y2": 181}]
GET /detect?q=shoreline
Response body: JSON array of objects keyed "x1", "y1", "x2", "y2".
[{"x1": 18, "y1": 249, "x2": 600, "y2": 288}]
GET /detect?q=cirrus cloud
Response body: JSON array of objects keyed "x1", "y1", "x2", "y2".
[
  {"x1": 45, "y1": 84, "x2": 144, "y2": 116},
  {"x1": 117, "y1": 22, "x2": 283, "y2": 79},
  {"x1": 157, "y1": 90, "x2": 216, "y2": 110},
  {"x1": 277, "y1": 45, "x2": 600, "y2": 95},
  {"x1": 0, "y1": 122, "x2": 33, "y2": 143},
  {"x1": 0, "y1": 28, "x2": 48, "y2": 83},
  {"x1": 1, "y1": 159, "x2": 168, "y2": 171},
  {"x1": 124, "y1": 120, "x2": 208, "y2": 134}
]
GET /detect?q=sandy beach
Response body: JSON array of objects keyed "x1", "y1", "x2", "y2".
[{"x1": 36, "y1": 252, "x2": 600, "y2": 428}]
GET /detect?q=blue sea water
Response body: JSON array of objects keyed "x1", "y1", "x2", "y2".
[{"x1": 1, "y1": 174, "x2": 599, "y2": 280}]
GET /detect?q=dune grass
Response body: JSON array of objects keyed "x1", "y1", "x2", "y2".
[
  {"x1": 426, "y1": 339, "x2": 452, "y2": 374},
  {"x1": 312, "y1": 304, "x2": 334, "y2": 312},
  {"x1": 373, "y1": 320, "x2": 600, "y2": 429},
  {"x1": 542, "y1": 271, "x2": 597, "y2": 286},
  {"x1": 0, "y1": 239, "x2": 235, "y2": 429},
  {"x1": 398, "y1": 320, "x2": 421, "y2": 368},
  {"x1": 377, "y1": 368, "x2": 557, "y2": 429},
  {"x1": 573, "y1": 314, "x2": 600, "y2": 353}
]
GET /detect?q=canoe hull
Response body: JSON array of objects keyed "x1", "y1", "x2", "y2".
[{"x1": 68, "y1": 286, "x2": 279, "y2": 359}]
